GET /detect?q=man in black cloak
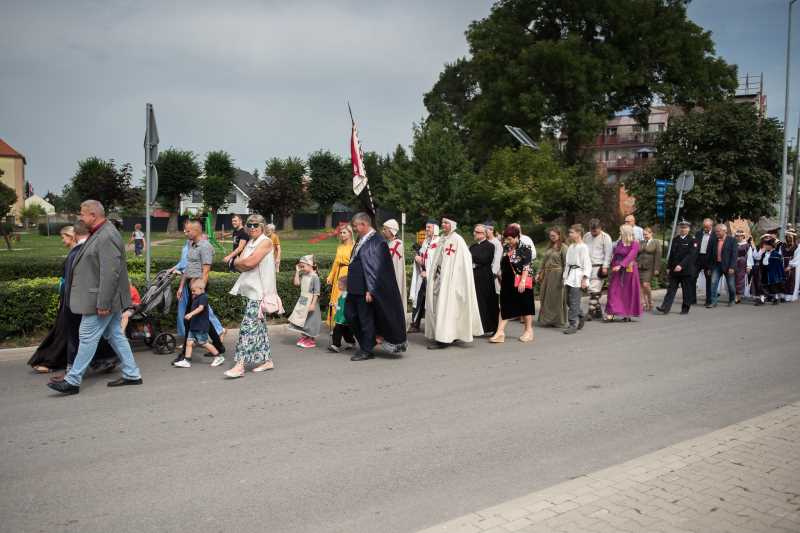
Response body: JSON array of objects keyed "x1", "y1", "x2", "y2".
[
  {"x1": 469, "y1": 223, "x2": 499, "y2": 336},
  {"x1": 345, "y1": 212, "x2": 408, "y2": 361}
]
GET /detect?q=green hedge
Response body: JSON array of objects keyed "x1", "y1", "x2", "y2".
[
  {"x1": 0, "y1": 255, "x2": 337, "y2": 282},
  {"x1": 0, "y1": 271, "x2": 332, "y2": 341}
]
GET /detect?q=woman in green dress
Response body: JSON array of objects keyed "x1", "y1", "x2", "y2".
[{"x1": 537, "y1": 228, "x2": 568, "y2": 327}]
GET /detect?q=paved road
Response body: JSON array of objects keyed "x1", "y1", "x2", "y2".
[{"x1": 1, "y1": 300, "x2": 799, "y2": 533}]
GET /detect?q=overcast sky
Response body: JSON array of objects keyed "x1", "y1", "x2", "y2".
[{"x1": 1, "y1": 0, "x2": 797, "y2": 195}]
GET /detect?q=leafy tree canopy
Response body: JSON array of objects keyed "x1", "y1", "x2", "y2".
[
  {"x1": 155, "y1": 148, "x2": 202, "y2": 212},
  {"x1": 425, "y1": 0, "x2": 738, "y2": 164},
  {"x1": 307, "y1": 150, "x2": 348, "y2": 215},
  {"x1": 70, "y1": 157, "x2": 133, "y2": 210},
  {"x1": 624, "y1": 101, "x2": 783, "y2": 223},
  {"x1": 249, "y1": 156, "x2": 309, "y2": 222}
]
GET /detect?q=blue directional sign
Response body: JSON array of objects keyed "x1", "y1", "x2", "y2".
[{"x1": 655, "y1": 179, "x2": 670, "y2": 219}]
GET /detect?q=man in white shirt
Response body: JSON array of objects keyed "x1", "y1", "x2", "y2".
[
  {"x1": 583, "y1": 218, "x2": 613, "y2": 320},
  {"x1": 563, "y1": 224, "x2": 593, "y2": 334},
  {"x1": 624, "y1": 214, "x2": 645, "y2": 242}
]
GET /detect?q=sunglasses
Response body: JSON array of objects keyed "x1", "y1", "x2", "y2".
[{"x1": 246, "y1": 223, "x2": 260, "y2": 228}]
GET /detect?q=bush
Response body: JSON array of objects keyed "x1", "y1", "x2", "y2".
[
  {"x1": 0, "y1": 270, "x2": 332, "y2": 341},
  {"x1": 0, "y1": 255, "x2": 338, "y2": 282}
]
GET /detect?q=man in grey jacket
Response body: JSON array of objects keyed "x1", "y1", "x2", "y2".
[{"x1": 48, "y1": 200, "x2": 142, "y2": 395}]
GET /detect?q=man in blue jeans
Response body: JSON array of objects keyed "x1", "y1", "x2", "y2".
[
  {"x1": 48, "y1": 200, "x2": 142, "y2": 395},
  {"x1": 707, "y1": 223, "x2": 738, "y2": 308}
]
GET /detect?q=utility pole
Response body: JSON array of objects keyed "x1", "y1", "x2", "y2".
[
  {"x1": 792, "y1": 123, "x2": 800, "y2": 226},
  {"x1": 779, "y1": 0, "x2": 797, "y2": 239}
]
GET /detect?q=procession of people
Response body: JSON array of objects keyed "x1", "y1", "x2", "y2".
[{"x1": 38, "y1": 201, "x2": 800, "y2": 395}]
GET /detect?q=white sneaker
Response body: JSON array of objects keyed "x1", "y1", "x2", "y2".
[
  {"x1": 173, "y1": 359, "x2": 191, "y2": 368},
  {"x1": 210, "y1": 355, "x2": 225, "y2": 367}
]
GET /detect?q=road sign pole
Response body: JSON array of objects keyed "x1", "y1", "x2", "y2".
[
  {"x1": 665, "y1": 188, "x2": 684, "y2": 266},
  {"x1": 145, "y1": 104, "x2": 151, "y2": 285}
]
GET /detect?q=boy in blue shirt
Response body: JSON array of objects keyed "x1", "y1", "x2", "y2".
[{"x1": 173, "y1": 280, "x2": 224, "y2": 368}]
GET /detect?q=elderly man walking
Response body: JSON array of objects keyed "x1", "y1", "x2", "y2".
[{"x1": 48, "y1": 200, "x2": 142, "y2": 395}]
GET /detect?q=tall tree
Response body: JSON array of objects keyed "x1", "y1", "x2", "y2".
[
  {"x1": 425, "y1": 0, "x2": 738, "y2": 164},
  {"x1": 70, "y1": 157, "x2": 133, "y2": 211},
  {"x1": 624, "y1": 101, "x2": 783, "y2": 223},
  {"x1": 383, "y1": 119, "x2": 477, "y2": 228},
  {"x1": 248, "y1": 156, "x2": 308, "y2": 230},
  {"x1": 361, "y1": 150, "x2": 392, "y2": 207},
  {"x1": 307, "y1": 149, "x2": 348, "y2": 227},
  {"x1": 201, "y1": 150, "x2": 236, "y2": 227},
  {"x1": 0, "y1": 177, "x2": 15, "y2": 250},
  {"x1": 155, "y1": 148, "x2": 202, "y2": 232}
]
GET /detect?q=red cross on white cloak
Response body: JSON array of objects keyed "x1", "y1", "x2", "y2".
[
  {"x1": 444, "y1": 243, "x2": 456, "y2": 256},
  {"x1": 390, "y1": 241, "x2": 402, "y2": 259}
]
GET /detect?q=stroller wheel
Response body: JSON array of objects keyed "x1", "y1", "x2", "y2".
[{"x1": 153, "y1": 333, "x2": 177, "y2": 355}]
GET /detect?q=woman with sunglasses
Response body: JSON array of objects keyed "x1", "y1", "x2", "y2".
[
  {"x1": 225, "y1": 215, "x2": 283, "y2": 378},
  {"x1": 325, "y1": 224, "x2": 355, "y2": 330}
]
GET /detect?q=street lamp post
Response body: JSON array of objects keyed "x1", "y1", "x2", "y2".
[{"x1": 779, "y1": 0, "x2": 797, "y2": 240}]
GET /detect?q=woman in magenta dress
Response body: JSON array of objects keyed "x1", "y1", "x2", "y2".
[{"x1": 604, "y1": 225, "x2": 642, "y2": 322}]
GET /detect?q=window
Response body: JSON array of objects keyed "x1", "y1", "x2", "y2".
[
  {"x1": 191, "y1": 190, "x2": 202, "y2": 203},
  {"x1": 606, "y1": 127, "x2": 617, "y2": 136}
]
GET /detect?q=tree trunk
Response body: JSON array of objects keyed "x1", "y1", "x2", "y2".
[
  {"x1": 325, "y1": 212, "x2": 333, "y2": 229},
  {"x1": 167, "y1": 211, "x2": 179, "y2": 233},
  {"x1": 283, "y1": 216, "x2": 294, "y2": 231}
]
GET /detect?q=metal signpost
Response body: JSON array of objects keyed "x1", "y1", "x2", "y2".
[
  {"x1": 144, "y1": 103, "x2": 159, "y2": 285},
  {"x1": 665, "y1": 171, "x2": 695, "y2": 264}
]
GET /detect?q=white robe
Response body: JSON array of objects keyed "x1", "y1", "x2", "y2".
[
  {"x1": 410, "y1": 236, "x2": 439, "y2": 308},
  {"x1": 388, "y1": 237, "x2": 407, "y2": 315},
  {"x1": 789, "y1": 245, "x2": 800, "y2": 302},
  {"x1": 425, "y1": 231, "x2": 483, "y2": 343}
]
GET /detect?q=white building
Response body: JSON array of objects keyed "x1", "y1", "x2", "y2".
[
  {"x1": 179, "y1": 168, "x2": 259, "y2": 216},
  {"x1": 24, "y1": 194, "x2": 56, "y2": 215}
]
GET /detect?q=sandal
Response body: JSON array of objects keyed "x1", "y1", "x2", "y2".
[
  {"x1": 519, "y1": 332, "x2": 534, "y2": 343},
  {"x1": 33, "y1": 366, "x2": 50, "y2": 374},
  {"x1": 224, "y1": 368, "x2": 244, "y2": 379},
  {"x1": 603, "y1": 315, "x2": 615, "y2": 323},
  {"x1": 253, "y1": 361, "x2": 274, "y2": 373},
  {"x1": 488, "y1": 333, "x2": 505, "y2": 343}
]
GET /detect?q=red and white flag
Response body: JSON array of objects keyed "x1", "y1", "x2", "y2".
[{"x1": 350, "y1": 120, "x2": 367, "y2": 196}]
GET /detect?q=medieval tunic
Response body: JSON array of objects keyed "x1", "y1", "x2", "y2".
[
  {"x1": 325, "y1": 241, "x2": 354, "y2": 329},
  {"x1": 637, "y1": 238, "x2": 662, "y2": 284},
  {"x1": 605, "y1": 240, "x2": 642, "y2": 317},
  {"x1": 425, "y1": 231, "x2": 483, "y2": 343},
  {"x1": 537, "y1": 246, "x2": 567, "y2": 327},
  {"x1": 469, "y1": 239, "x2": 499, "y2": 334},
  {"x1": 734, "y1": 241, "x2": 752, "y2": 296},
  {"x1": 388, "y1": 237, "x2": 407, "y2": 316}
]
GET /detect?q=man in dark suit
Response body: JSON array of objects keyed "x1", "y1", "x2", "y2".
[
  {"x1": 693, "y1": 218, "x2": 716, "y2": 305},
  {"x1": 48, "y1": 200, "x2": 142, "y2": 395},
  {"x1": 345, "y1": 212, "x2": 407, "y2": 361},
  {"x1": 656, "y1": 220, "x2": 698, "y2": 315},
  {"x1": 707, "y1": 223, "x2": 738, "y2": 307}
]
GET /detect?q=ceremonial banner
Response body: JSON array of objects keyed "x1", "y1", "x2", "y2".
[{"x1": 348, "y1": 104, "x2": 375, "y2": 215}]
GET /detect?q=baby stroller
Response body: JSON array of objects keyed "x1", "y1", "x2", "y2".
[{"x1": 125, "y1": 269, "x2": 178, "y2": 354}]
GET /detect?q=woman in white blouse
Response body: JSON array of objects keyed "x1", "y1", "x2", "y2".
[{"x1": 224, "y1": 215, "x2": 284, "y2": 378}]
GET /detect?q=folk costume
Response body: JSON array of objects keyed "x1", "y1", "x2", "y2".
[
  {"x1": 537, "y1": 245, "x2": 567, "y2": 327},
  {"x1": 325, "y1": 237, "x2": 353, "y2": 329},
  {"x1": 425, "y1": 218, "x2": 483, "y2": 347}
]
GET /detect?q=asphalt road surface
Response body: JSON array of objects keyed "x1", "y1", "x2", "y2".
[{"x1": 1, "y1": 300, "x2": 799, "y2": 533}]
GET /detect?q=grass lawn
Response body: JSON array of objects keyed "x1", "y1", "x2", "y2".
[{"x1": 0, "y1": 228, "x2": 423, "y2": 266}]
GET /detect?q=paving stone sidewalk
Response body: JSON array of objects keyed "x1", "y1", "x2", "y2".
[{"x1": 419, "y1": 402, "x2": 800, "y2": 533}]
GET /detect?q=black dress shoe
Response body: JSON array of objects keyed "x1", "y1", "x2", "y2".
[
  {"x1": 427, "y1": 341, "x2": 449, "y2": 350},
  {"x1": 107, "y1": 377, "x2": 143, "y2": 387},
  {"x1": 48, "y1": 380, "x2": 80, "y2": 395},
  {"x1": 577, "y1": 316, "x2": 585, "y2": 330},
  {"x1": 654, "y1": 306, "x2": 666, "y2": 314},
  {"x1": 350, "y1": 351, "x2": 375, "y2": 362},
  {"x1": 680, "y1": 309, "x2": 690, "y2": 315}
]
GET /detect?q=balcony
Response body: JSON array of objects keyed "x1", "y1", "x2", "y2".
[
  {"x1": 598, "y1": 158, "x2": 654, "y2": 172},
  {"x1": 591, "y1": 131, "x2": 660, "y2": 147}
]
